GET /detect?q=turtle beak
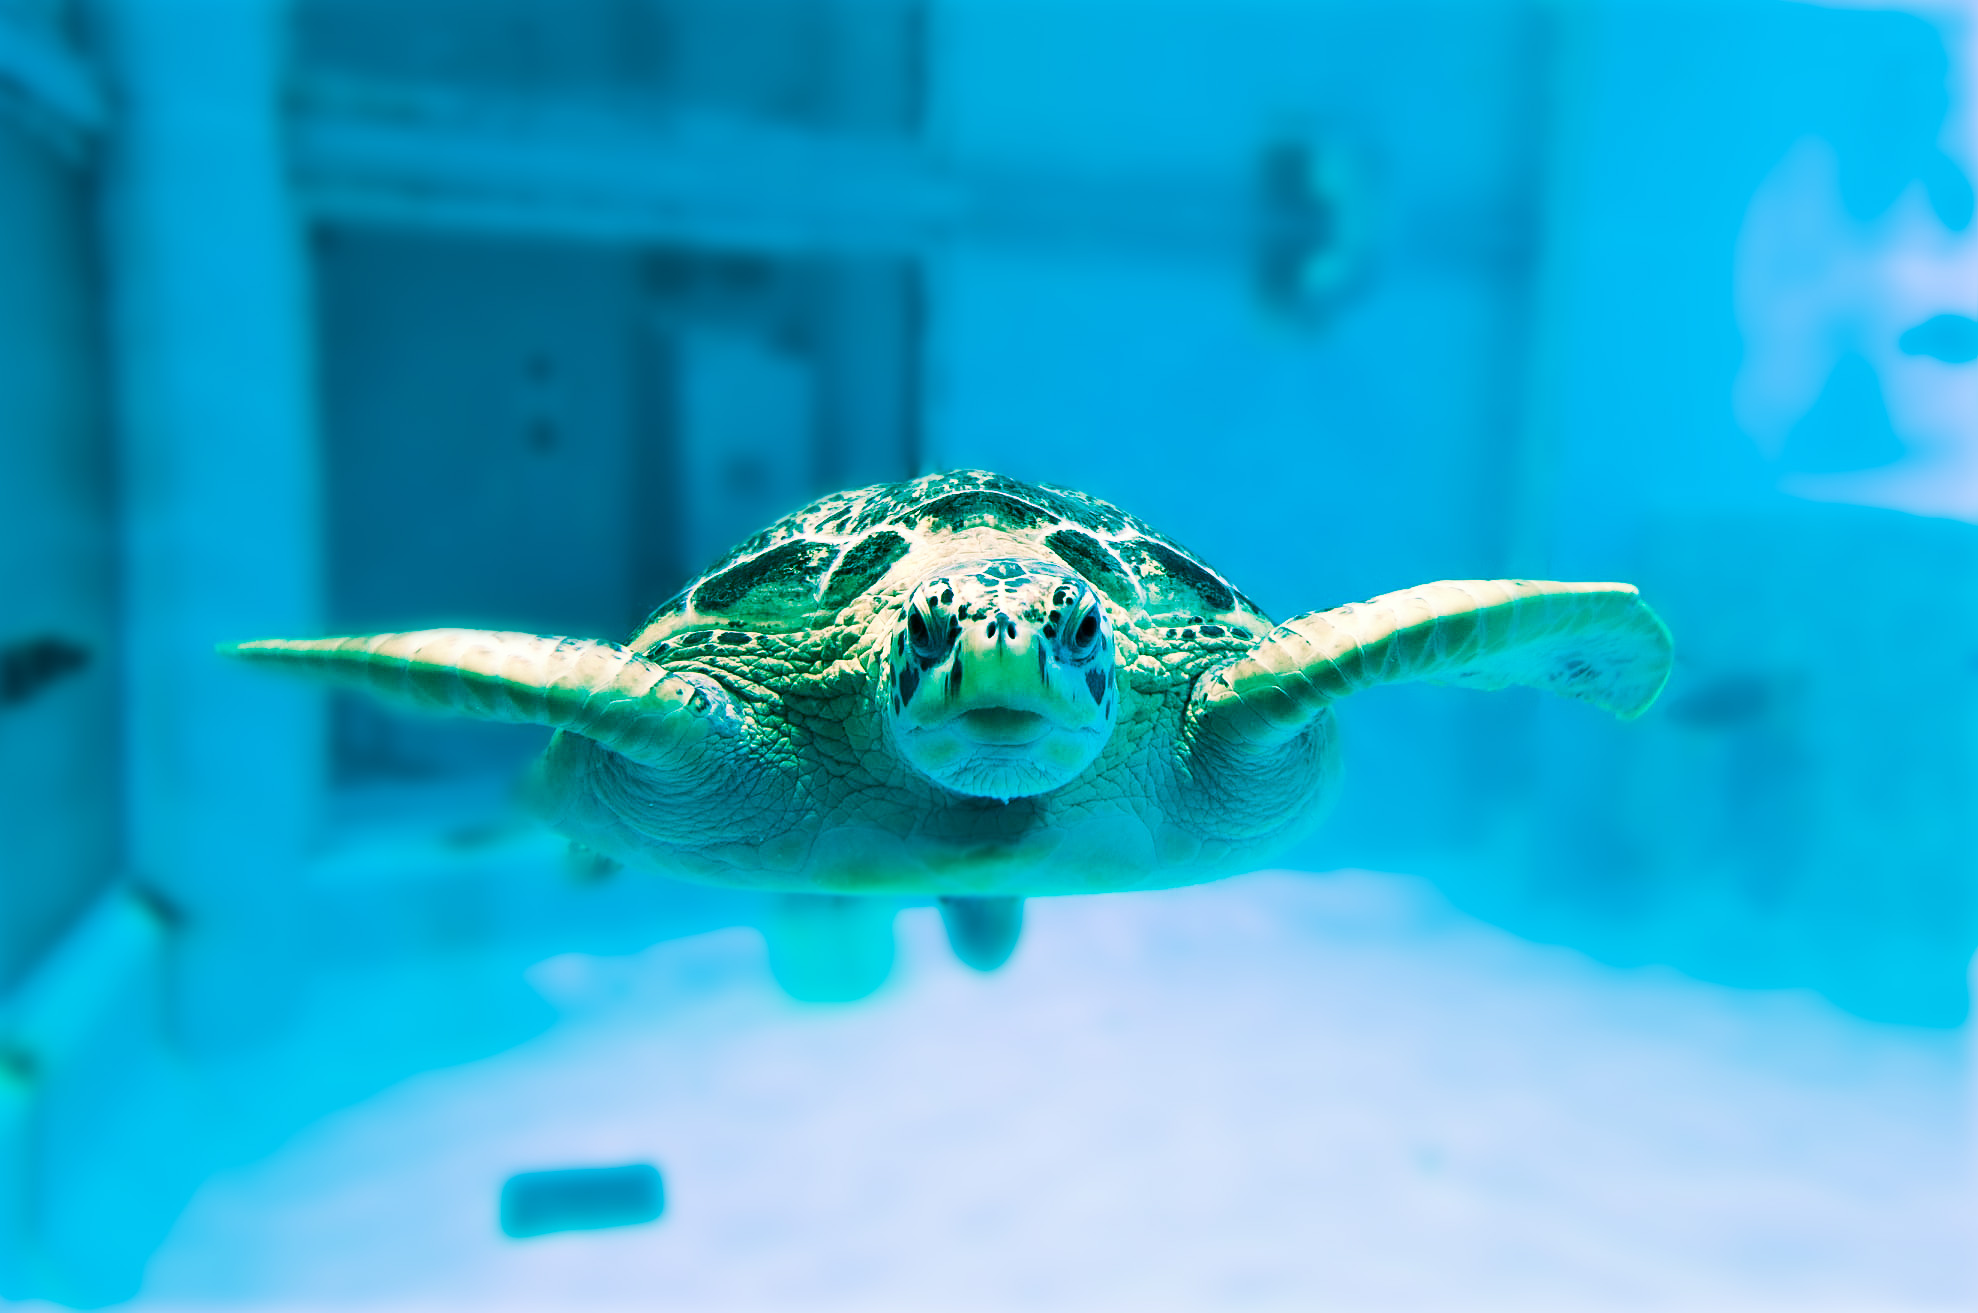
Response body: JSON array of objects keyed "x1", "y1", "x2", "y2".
[
  {"x1": 956, "y1": 705, "x2": 1051, "y2": 745},
  {"x1": 901, "y1": 609, "x2": 1102, "y2": 735}
]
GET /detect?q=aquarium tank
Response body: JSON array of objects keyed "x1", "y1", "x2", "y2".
[{"x1": 0, "y1": 0, "x2": 1971, "y2": 1307}]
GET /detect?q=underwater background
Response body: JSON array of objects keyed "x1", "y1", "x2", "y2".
[{"x1": 0, "y1": 0, "x2": 1972, "y2": 1306}]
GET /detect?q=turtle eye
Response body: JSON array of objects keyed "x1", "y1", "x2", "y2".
[
  {"x1": 1064, "y1": 606, "x2": 1103, "y2": 659},
  {"x1": 908, "y1": 605, "x2": 947, "y2": 661}
]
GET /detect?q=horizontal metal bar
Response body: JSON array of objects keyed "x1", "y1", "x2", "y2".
[
  {"x1": 289, "y1": 78, "x2": 1534, "y2": 314},
  {"x1": 291, "y1": 80, "x2": 962, "y2": 256},
  {"x1": 287, "y1": 78, "x2": 1287, "y2": 262}
]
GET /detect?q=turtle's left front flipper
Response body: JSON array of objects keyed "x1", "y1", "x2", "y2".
[
  {"x1": 220, "y1": 629, "x2": 744, "y2": 775},
  {"x1": 1189, "y1": 579, "x2": 1672, "y2": 756}
]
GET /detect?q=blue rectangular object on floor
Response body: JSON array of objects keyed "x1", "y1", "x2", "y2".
[{"x1": 499, "y1": 1165, "x2": 665, "y2": 1239}]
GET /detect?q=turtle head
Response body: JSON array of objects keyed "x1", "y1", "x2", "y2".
[{"x1": 881, "y1": 558, "x2": 1119, "y2": 801}]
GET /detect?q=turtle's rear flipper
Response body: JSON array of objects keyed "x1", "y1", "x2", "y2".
[
  {"x1": 937, "y1": 896, "x2": 1023, "y2": 972},
  {"x1": 765, "y1": 894, "x2": 897, "y2": 1003}
]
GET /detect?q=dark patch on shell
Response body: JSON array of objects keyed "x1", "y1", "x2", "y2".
[
  {"x1": 821, "y1": 530, "x2": 910, "y2": 609},
  {"x1": 911, "y1": 490, "x2": 1054, "y2": 534},
  {"x1": 1044, "y1": 529, "x2": 1137, "y2": 610},
  {"x1": 694, "y1": 540, "x2": 839, "y2": 614},
  {"x1": 1114, "y1": 537, "x2": 1235, "y2": 613}
]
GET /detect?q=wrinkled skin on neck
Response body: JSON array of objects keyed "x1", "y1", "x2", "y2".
[{"x1": 879, "y1": 558, "x2": 1119, "y2": 801}]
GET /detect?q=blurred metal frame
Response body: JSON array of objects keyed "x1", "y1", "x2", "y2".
[
  {"x1": 0, "y1": 5, "x2": 105, "y2": 160},
  {"x1": 0, "y1": 1, "x2": 937, "y2": 1301},
  {"x1": 288, "y1": 73, "x2": 1366, "y2": 283}
]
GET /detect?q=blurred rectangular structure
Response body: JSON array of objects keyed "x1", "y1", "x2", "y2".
[{"x1": 2, "y1": 0, "x2": 929, "y2": 1301}]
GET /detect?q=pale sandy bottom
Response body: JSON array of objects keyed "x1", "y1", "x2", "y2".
[{"x1": 128, "y1": 871, "x2": 1970, "y2": 1312}]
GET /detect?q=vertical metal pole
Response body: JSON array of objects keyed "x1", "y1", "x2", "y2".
[{"x1": 95, "y1": 0, "x2": 321, "y2": 1052}]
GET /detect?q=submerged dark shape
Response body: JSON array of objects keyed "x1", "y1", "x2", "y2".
[
  {"x1": 499, "y1": 1165, "x2": 664, "y2": 1238},
  {"x1": 1898, "y1": 313, "x2": 1978, "y2": 364},
  {"x1": 0, "y1": 635, "x2": 91, "y2": 709},
  {"x1": 1666, "y1": 673, "x2": 1776, "y2": 729}
]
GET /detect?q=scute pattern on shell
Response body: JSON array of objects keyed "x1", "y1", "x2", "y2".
[{"x1": 629, "y1": 470, "x2": 1270, "y2": 659}]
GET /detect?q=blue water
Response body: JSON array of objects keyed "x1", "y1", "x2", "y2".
[{"x1": 0, "y1": 0, "x2": 1971, "y2": 1305}]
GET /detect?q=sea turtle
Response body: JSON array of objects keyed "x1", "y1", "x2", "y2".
[{"x1": 227, "y1": 470, "x2": 1671, "y2": 991}]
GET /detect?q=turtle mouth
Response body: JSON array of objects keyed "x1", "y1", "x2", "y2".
[
  {"x1": 954, "y1": 706, "x2": 1051, "y2": 745},
  {"x1": 893, "y1": 699, "x2": 1111, "y2": 801}
]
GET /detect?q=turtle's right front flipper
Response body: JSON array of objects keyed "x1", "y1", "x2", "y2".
[
  {"x1": 1175, "y1": 580, "x2": 1671, "y2": 845},
  {"x1": 221, "y1": 629, "x2": 743, "y2": 775},
  {"x1": 1190, "y1": 579, "x2": 1672, "y2": 755}
]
